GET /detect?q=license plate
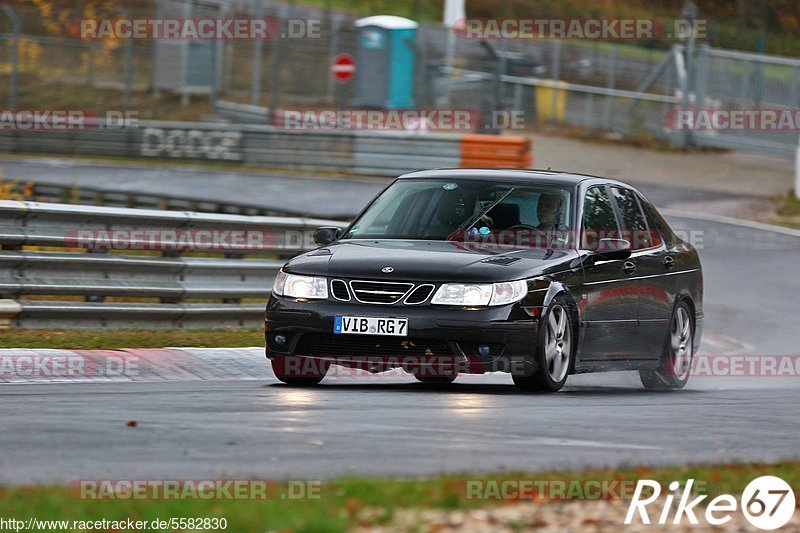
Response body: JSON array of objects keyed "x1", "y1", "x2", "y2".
[{"x1": 334, "y1": 316, "x2": 408, "y2": 336}]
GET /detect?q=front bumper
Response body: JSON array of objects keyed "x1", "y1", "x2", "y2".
[{"x1": 265, "y1": 295, "x2": 540, "y2": 373}]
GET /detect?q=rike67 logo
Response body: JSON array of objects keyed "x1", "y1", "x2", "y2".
[{"x1": 625, "y1": 476, "x2": 795, "y2": 530}]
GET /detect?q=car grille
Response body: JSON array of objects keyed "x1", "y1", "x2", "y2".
[
  {"x1": 296, "y1": 334, "x2": 454, "y2": 357},
  {"x1": 349, "y1": 280, "x2": 414, "y2": 304},
  {"x1": 330, "y1": 279, "x2": 351, "y2": 301},
  {"x1": 405, "y1": 284, "x2": 435, "y2": 304}
]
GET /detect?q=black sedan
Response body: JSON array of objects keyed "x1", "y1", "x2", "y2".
[{"x1": 265, "y1": 169, "x2": 703, "y2": 392}]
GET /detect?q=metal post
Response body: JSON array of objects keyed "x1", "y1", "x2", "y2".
[
  {"x1": 117, "y1": 6, "x2": 133, "y2": 114},
  {"x1": 602, "y1": 45, "x2": 618, "y2": 130},
  {"x1": 325, "y1": 14, "x2": 341, "y2": 105},
  {"x1": 250, "y1": 0, "x2": 264, "y2": 105},
  {"x1": 1, "y1": 4, "x2": 20, "y2": 109},
  {"x1": 224, "y1": 41, "x2": 233, "y2": 93},
  {"x1": 672, "y1": 45, "x2": 690, "y2": 148},
  {"x1": 210, "y1": 36, "x2": 218, "y2": 108},
  {"x1": 693, "y1": 44, "x2": 709, "y2": 109},
  {"x1": 584, "y1": 93, "x2": 594, "y2": 134},
  {"x1": 269, "y1": 4, "x2": 289, "y2": 114},
  {"x1": 86, "y1": 43, "x2": 95, "y2": 86},
  {"x1": 479, "y1": 40, "x2": 499, "y2": 134},
  {"x1": 796, "y1": 136, "x2": 800, "y2": 200},
  {"x1": 550, "y1": 40, "x2": 562, "y2": 122}
]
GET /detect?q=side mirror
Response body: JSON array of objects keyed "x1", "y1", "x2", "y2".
[
  {"x1": 595, "y1": 238, "x2": 632, "y2": 261},
  {"x1": 313, "y1": 227, "x2": 343, "y2": 246}
]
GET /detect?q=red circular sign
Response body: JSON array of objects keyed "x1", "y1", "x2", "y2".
[{"x1": 332, "y1": 54, "x2": 356, "y2": 82}]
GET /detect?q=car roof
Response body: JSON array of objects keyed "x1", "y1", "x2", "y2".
[{"x1": 398, "y1": 168, "x2": 632, "y2": 188}]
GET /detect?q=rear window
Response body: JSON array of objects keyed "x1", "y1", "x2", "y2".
[
  {"x1": 637, "y1": 193, "x2": 672, "y2": 246},
  {"x1": 611, "y1": 187, "x2": 653, "y2": 250}
]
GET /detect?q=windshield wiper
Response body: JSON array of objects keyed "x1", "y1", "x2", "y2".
[{"x1": 453, "y1": 187, "x2": 517, "y2": 235}]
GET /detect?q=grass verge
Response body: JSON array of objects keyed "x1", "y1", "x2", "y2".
[
  {"x1": 0, "y1": 329, "x2": 264, "y2": 350},
  {"x1": 0, "y1": 462, "x2": 797, "y2": 531},
  {"x1": 762, "y1": 192, "x2": 800, "y2": 229}
]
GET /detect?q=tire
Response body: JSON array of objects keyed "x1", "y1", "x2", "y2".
[
  {"x1": 639, "y1": 301, "x2": 694, "y2": 390},
  {"x1": 512, "y1": 295, "x2": 574, "y2": 393},
  {"x1": 413, "y1": 373, "x2": 456, "y2": 385},
  {"x1": 271, "y1": 356, "x2": 329, "y2": 386}
]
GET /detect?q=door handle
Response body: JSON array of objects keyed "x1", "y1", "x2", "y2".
[
  {"x1": 663, "y1": 256, "x2": 675, "y2": 268},
  {"x1": 623, "y1": 261, "x2": 636, "y2": 274}
]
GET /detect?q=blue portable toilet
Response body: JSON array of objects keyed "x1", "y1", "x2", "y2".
[{"x1": 353, "y1": 16, "x2": 418, "y2": 109}]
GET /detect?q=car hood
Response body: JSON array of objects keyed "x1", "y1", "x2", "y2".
[{"x1": 283, "y1": 240, "x2": 579, "y2": 282}]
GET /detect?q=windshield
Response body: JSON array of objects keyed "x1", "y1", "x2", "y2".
[{"x1": 343, "y1": 179, "x2": 573, "y2": 245}]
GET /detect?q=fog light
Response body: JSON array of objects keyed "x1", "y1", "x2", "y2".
[
  {"x1": 477, "y1": 344, "x2": 491, "y2": 357},
  {"x1": 274, "y1": 334, "x2": 287, "y2": 347}
]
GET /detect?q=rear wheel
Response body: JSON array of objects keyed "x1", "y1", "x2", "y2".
[
  {"x1": 513, "y1": 296, "x2": 573, "y2": 393},
  {"x1": 639, "y1": 302, "x2": 693, "y2": 390},
  {"x1": 271, "y1": 356, "x2": 329, "y2": 386}
]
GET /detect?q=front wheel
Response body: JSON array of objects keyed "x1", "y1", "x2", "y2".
[
  {"x1": 271, "y1": 356, "x2": 329, "y2": 386},
  {"x1": 513, "y1": 296, "x2": 574, "y2": 393},
  {"x1": 639, "y1": 302, "x2": 693, "y2": 390}
]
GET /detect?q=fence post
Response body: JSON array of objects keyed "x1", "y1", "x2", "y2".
[
  {"x1": 86, "y1": 42, "x2": 95, "y2": 86},
  {"x1": 795, "y1": 136, "x2": 800, "y2": 200},
  {"x1": 550, "y1": 40, "x2": 562, "y2": 121},
  {"x1": 325, "y1": 13, "x2": 342, "y2": 105},
  {"x1": 1, "y1": 4, "x2": 19, "y2": 109},
  {"x1": 671, "y1": 45, "x2": 689, "y2": 149},
  {"x1": 602, "y1": 45, "x2": 617, "y2": 130},
  {"x1": 268, "y1": 3, "x2": 289, "y2": 113},
  {"x1": 250, "y1": 0, "x2": 264, "y2": 104},
  {"x1": 117, "y1": 5, "x2": 133, "y2": 114}
]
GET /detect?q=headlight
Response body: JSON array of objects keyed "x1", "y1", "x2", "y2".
[
  {"x1": 272, "y1": 271, "x2": 328, "y2": 299},
  {"x1": 490, "y1": 280, "x2": 528, "y2": 306},
  {"x1": 431, "y1": 280, "x2": 528, "y2": 306}
]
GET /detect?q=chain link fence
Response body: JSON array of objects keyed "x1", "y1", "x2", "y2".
[{"x1": 0, "y1": 1, "x2": 798, "y2": 156}]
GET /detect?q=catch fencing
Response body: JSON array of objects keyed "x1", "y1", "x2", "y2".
[
  {"x1": 2, "y1": 2, "x2": 799, "y2": 158},
  {"x1": 0, "y1": 200, "x2": 343, "y2": 329}
]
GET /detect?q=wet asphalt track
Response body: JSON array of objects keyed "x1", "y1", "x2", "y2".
[{"x1": 0, "y1": 161, "x2": 799, "y2": 483}]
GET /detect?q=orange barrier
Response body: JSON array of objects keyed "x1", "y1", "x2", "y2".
[{"x1": 459, "y1": 134, "x2": 533, "y2": 168}]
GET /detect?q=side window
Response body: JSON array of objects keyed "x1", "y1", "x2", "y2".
[
  {"x1": 582, "y1": 186, "x2": 619, "y2": 250},
  {"x1": 637, "y1": 193, "x2": 672, "y2": 246},
  {"x1": 611, "y1": 187, "x2": 652, "y2": 250}
]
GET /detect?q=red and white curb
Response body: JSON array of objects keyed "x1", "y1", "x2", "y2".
[{"x1": 0, "y1": 347, "x2": 268, "y2": 383}]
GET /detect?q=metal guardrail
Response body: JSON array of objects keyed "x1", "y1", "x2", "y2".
[
  {"x1": 1, "y1": 179, "x2": 321, "y2": 218},
  {"x1": 214, "y1": 101, "x2": 272, "y2": 125},
  {"x1": 0, "y1": 119, "x2": 463, "y2": 176},
  {"x1": 0, "y1": 200, "x2": 344, "y2": 329}
]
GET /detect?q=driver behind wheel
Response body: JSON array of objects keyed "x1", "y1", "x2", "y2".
[{"x1": 535, "y1": 193, "x2": 563, "y2": 230}]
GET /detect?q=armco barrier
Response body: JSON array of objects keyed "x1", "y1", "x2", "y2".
[
  {"x1": 0, "y1": 119, "x2": 532, "y2": 176},
  {"x1": 0, "y1": 179, "x2": 317, "y2": 217},
  {"x1": 0, "y1": 200, "x2": 344, "y2": 329},
  {"x1": 460, "y1": 135, "x2": 533, "y2": 168},
  {"x1": 0, "y1": 120, "x2": 463, "y2": 176}
]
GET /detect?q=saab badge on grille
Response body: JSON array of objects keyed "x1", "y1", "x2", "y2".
[{"x1": 381, "y1": 266, "x2": 394, "y2": 273}]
